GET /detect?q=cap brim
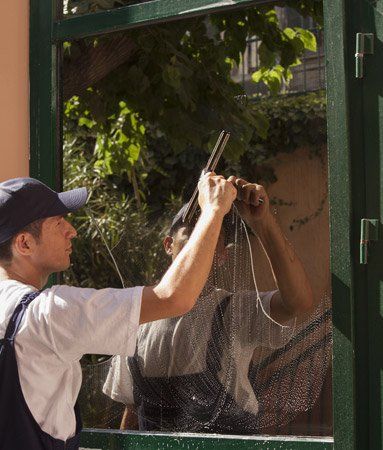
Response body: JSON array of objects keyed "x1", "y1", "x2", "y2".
[{"x1": 57, "y1": 187, "x2": 88, "y2": 212}]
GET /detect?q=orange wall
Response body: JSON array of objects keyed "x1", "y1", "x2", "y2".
[
  {"x1": 0, "y1": 2, "x2": 29, "y2": 182},
  {"x1": 251, "y1": 146, "x2": 330, "y2": 304}
]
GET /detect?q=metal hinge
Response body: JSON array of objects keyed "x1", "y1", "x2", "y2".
[
  {"x1": 360, "y1": 219, "x2": 379, "y2": 264},
  {"x1": 355, "y1": 33, "x2": 374, "y2": 78}
]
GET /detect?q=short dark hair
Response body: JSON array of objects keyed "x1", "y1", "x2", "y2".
[
  {"x1": 169, "y1": 222, "x2": 193, "y2": 238},
  {"x1": 168, "y1": 204, "x2": 200, "y2": 238},
  {"x1": 167, "y1": 207, "x2": 236, "y2": 243},
  {"x1": 169, "y1": 208, "x2": 233, "y2": 239},
  {"x1": 0, "y1": 218, "x2": 45, "y2": 265}
]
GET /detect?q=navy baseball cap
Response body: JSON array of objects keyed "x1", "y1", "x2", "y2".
[{"x1": 0, "y1": 177, "x2": 88, "y2": 244}]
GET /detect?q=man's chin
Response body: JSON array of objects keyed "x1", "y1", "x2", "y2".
[{"x1": 55, "y1": 259, "x2": 71, "y2": 273}]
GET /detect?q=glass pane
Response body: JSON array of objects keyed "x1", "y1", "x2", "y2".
[
  {"x1": 62, "y1": 4, "x2": 332, "y2": 437},
  {"x1": 63, "y1": 0, "x2": 152, "y2": 17}
]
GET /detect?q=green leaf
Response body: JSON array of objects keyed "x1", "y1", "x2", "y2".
[
  {"x1": 258, "y1": 42, "x2": 275, "y2": 68},
  {"x1": 128, "y1": 143, "x2": 140, "y2": 163},
  {"x1": 296, "y1": 28, "x2": 317, "y2": 52},
  {"x1": 283, "y1": 27, "x2": 297, "y2": 40},
  {"x1": 162, "y1": 64, "x2": 181, "y2": 90},
  {"x1": 265, "y1": 74, "x2": 282, "y2": 94},
  {"x1": 251, "y1": 67, "x2": 267, "y2": 83},
  {"x1": 78, "y1": 116, "x2": 96, "y2": 129}
]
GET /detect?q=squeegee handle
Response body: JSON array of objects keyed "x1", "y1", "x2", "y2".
[{"x1": 182, "y1": 131, "x2": 231, "y2": 224}]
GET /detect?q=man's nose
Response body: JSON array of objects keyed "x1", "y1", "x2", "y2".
[{"x1": 64, "y1": 220, "x2": 77, "y2": 239}]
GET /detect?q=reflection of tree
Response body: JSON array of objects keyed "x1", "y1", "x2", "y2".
[
  {"x1": 64, "y1": 34, "x2": 137, "y2": 101},
  {"x1": 63, "y1": 4, "x2": 321, "y2": 159},
  {"x1": 62, "y1": 2, "x2": 326, "y2": 286}
]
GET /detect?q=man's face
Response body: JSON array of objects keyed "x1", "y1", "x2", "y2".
[
  {"x1": 165, "y1": 225, "x2": 229, "y2": 265},
  {"x1": 169, "y1": 226, "x2": 191, "y2": 260},
  {"x1": 30, "y1": 215, "x2": 77, "y2": 273}
]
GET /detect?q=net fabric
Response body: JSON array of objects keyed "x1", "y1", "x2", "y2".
[
  {"x1": 248, "y1": 294, "x2": 332, "y2": 433},
  {"x1": 79, "y1": 206, "x2": 332, "y2": 434},
  {"x1": 124, "y1": 211, "x2": 270, "y2": 433},
  {"x1": 78, "y1": 357, "x2": 123, "y2": 429}
]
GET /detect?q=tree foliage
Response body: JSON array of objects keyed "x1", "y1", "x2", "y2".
[
  {"x1": 63, "y1": 138, "x2": 177, "y2": 288},
  {"x1": 64, "y1": 91, "x2": 326, "y2": 288},
  {"x1": 62, "y1": 2, "x2": 325, "y2": 287},
  {"x1": 64, "y1": 4, "x2": 322, "y2": 206}
]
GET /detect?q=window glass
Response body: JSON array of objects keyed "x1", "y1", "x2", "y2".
[
  {"x1": 63, "y1": 6, "x2": 332, "y2": 436},
  {"x1": 63, "y1": 0, "x2": 152, "y2": 16}
]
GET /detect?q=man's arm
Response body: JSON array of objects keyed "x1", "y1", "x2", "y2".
[
  {"x1": 120, "y1": 405, "x2": 138, "y2": 430},
  {"x1": 229, "y1": 176, "x2": 314, "y2": 323},
  {"x1": 140, "y1": 172, "x2": 236, "y2": 324}
]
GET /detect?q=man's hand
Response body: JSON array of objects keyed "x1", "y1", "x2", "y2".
[
  {"x1": 198, "y1": 172, "x2": 237, "y2": 217},
  {"x1": 228, "y1": 176, "x2": 271, "y2": 230}
]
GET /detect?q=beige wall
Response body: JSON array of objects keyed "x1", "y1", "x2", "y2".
[
  {"x1": 251, "y1": 146, "x2": 330, "y2": 305},
  {"x1": 0, "y1": 2, "x2": 29, "y2": 181}
]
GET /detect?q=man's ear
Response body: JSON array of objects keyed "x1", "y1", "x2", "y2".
[
  {"x1": 13, "y1": 233, "x2": 36, "y2": 257},
  {"x1": 163, "y1": 236, "x2": 174, "y2": 256}
]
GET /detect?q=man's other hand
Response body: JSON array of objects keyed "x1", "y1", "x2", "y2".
[{"x1": 228, "y1": 176, "x2": 271, "y2": 229}]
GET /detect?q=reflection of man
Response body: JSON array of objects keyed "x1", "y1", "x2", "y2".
[
  {"x1": 0, "y1": 173, "x2": 236, "y2": 448},
  {"x1": 104, "y1": 177, "x2": 314, "y2": 433}
]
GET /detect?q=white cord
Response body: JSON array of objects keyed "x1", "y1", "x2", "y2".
[
  {"x1": 232, "y1": 205, "x2": 261, "y2": 305},
  {"x1": 86, "y1": 208, "x2": 126, "y2": 289}
]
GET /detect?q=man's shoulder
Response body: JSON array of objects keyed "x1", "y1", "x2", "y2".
[
  {"x1": 0, "y1": 280, "x2": 42, "y2": 338},
  {"x1": 0, "y1": 279, "x2": 38, "y2": 307}
]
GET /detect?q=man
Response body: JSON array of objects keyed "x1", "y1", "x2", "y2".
[
  {"x1": 0, "y1": 173, "x2": 236, "y2": 449},
  {"x1": 103, "y1": 176, "x2": 314, "y2": 433}
]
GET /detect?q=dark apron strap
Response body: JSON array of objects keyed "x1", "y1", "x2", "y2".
[
  {"x1": 4, "y1": 291, "x2": 41, "y2": 343},
  {"x1": 1, "y1": 289, "x2": 83, "y2": 450},
  {"x1": 129, "y1": 295, "x2": 233, "y2": 431}
]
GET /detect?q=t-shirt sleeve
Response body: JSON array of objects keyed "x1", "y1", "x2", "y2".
[
  {"x1": 239, "y1": 290, "x2": 295, "y2": 349},
  {"x1": 256, "y1": 290, "x2": 296, "y2": 349},
  {"x1": 103, "y1": 355, "x2": 135, "y2": 405},
  {"x1": 40, "y1": 285, "x2": 143, "y2": 361}
]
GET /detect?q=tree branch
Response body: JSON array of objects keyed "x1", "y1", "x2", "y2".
[{"x1": 63, "y1": 34, "x2": 137, "y2": 100}]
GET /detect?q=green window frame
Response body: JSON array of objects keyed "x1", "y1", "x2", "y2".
[{"x1": 29, "y1": 1, "x2": 362, "y2": 448}]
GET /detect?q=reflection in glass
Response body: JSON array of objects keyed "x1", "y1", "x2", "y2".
[
  {"x1": 63, "y1": 0, "x2": 152, "y2": 16},
  {"x1": 63, "y1": 5, "x2": 332, "y2": 437},
  {"x1": 102, "y1": 202, "x2": 331, "y2": 434}
]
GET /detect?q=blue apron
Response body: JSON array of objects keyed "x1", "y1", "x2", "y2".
[
  {"x1": 0, "y1": 291, "x2": 82, "y2": 450},
  {"x1": 128, "y1": 294, "x2": 259, "y2": 433}
]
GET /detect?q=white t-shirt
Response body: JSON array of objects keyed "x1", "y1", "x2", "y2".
[
  {"x1": 0, "y1": 279, "x2": 143, "y2": 441},
  {"x1": 104, "y1": 288, "x2": 295, "y2": 417}
]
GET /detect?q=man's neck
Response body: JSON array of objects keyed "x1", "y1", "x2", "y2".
[{"x1": 0, "y1": 265, "x2": 47, "y2": 290}]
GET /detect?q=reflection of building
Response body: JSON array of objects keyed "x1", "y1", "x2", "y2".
[{"x1": 231, "y1": 7, "x2": 325, "y2": 95}]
